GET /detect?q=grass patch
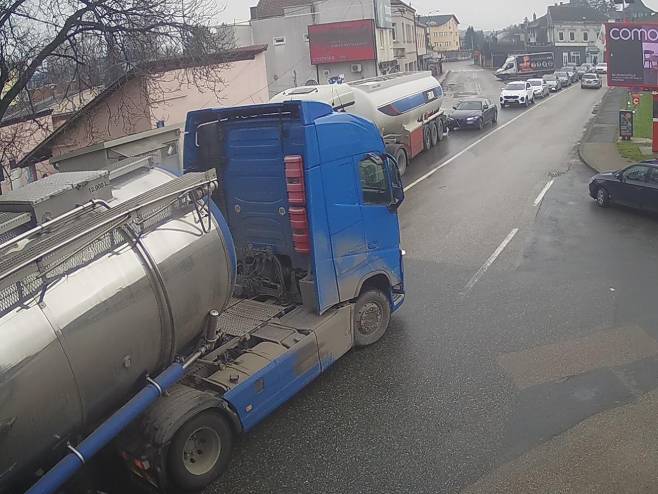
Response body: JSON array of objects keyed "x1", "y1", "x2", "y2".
[
  {"x1": 617, "y1": 140, "x2": 646, "y2": 162},
  {"x1": 625, "y1": 93, "x2": 653, "y2": 138}
]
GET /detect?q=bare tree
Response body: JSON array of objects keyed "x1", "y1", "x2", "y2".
[{"x1": 0, "y1": 0, "x2": 230, "y2": 175}]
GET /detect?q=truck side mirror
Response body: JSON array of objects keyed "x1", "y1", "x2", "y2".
[{"x1": 385, "y1": 153, "x2": 404, "y2": 210}]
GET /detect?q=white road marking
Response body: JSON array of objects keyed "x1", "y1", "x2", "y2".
[
  {"x1": 461, "y1": 228, "x2": 519, "y2": 296},
  {"x1": 533, "y1": 179, "x2": 555, "y2": 207},
  {"x1": 404, "y1": 85, "x2": 577, "y2": 192}
]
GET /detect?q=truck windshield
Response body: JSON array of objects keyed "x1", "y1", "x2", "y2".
[{"x1": 505, "y1": 83, "x2": 526, "y2": 90}]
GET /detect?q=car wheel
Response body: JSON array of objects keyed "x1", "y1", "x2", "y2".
[
  {"x1": 492, "y1": 110, "x2": 498, "y2": 124},
  {"x1": 524, "y1": 99, "x2": 529, "y2": 107},
  {"x1": 477, "y1": 118, "x2": 484, "y2": 130},
  {"x1": 596, "y1": 187, "x2": 610, "y2": 208}
]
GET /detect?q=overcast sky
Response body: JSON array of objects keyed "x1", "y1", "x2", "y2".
[{"x1": 218, "y1": 0, "x2": 658, "y2": 30}]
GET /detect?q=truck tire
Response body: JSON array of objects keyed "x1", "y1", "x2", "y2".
[
  {"x1": 430, "y1": 122, "x2": 439, "y2": 147},
  {"x1": 394, "y1": 147, "x2": 408, "y2": 176},
  {"x1": 436, "y1": 119, "x2": 445, "y2": 142},
  {"x1": 354, "y1": 289, "x2": 391, "y2": 348},
  {"x1": 167, "y1": 411, "x2": 234, "y2": 492},
  {"x1": 423, "y1": 126, "x2": 432, "y2": 151}
]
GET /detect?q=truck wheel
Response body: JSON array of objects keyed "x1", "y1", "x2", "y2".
[
  {"x1": 167, "y1": 411, "x2": 233, "y2": 492},
  {"x1": 436, "y1": 119, "x2": 445, "y2": 142},
  {"x1": 423, "y1": 126, "x2": 432, "y2": 151},
  {"x1": 394, "y1": 147, "x2": 408, "y2": 176},
  {"x1": 354, "y1": 289, "x2": 391, "y2": 348},
  {"x1": 430, "y1": 122, "x2": 439, "y2": 147}
]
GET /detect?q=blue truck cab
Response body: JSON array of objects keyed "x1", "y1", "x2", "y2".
[{"x1": 185, "y1": 101, "x2": 405, "y2": 317}]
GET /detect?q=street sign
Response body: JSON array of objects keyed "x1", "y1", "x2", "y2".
[
  {"x1": 620, "y1": 109, "x2": 634, "y2": 140},
  {"x1": 632, "y1": 93, "x2": 641, "y2": 106}
]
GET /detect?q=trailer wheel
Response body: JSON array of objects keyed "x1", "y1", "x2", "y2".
[
  {"x1": 430, "y1": 122, "x2": 439, "y2": 147},
  {"x1": 423, "y1": 126, "x2": 432, "y2": 151},
  {"x1": 393, "y1": 147, "x2": 408, "y2": 176},
  {"x1": 436, "y1": 119, "x2": 445, "y2": 142},
  {"x1": 167, "y1": 411, "x2": 233, "y2": 492},
  {"x1": 354, "y1": 289, "x2": 391, "y2": 348}
]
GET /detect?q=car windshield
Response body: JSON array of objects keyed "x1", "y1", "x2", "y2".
[
  {"x1": 544, "y1": 75, "x2": 557, "y2": 81},
  {"x1": 455, "y1": 101, "x2": 482, "y2": 110},
  {"x1": 583, "y1": 74, "x2": 597, "y2": 80},
  {"x1": 556, "y1": 72, "x2": 567, "y2": 77},
  {"x1": 505, "y1": 83, "x2": 526, "y2": 90},
  {"x1": 529, "y1": 80, "x2": 542, "y2": 86}
]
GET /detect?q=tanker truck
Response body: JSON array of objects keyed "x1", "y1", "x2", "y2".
[
  {"x1": 1, "y1": 100, "x2": 406, "y2": 494},
  {"x1": 270, "y1": 71, "x2": 447, "y2": 176}
]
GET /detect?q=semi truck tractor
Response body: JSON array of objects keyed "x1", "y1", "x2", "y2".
[
  {"x1": 494, "y1": 52, "x2": 555, "y2": 80},
  {"x1": 270, "y1": 72, "x2": 447, "y2": 176},
  {"x1": 0, "y1": 100, "x2": 405, "y2": 493}
]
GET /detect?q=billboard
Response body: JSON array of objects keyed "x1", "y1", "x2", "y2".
[
  {"x1": 515, "y1": 52, "x2": 555, "y2": 74},
  {"x1": 607, "y1": 23, "x2": 658, "y2": 88},
  {"x1": 308, "y1": 20, "x2": 376, "y2": 65},
  {"x1": 374, "y1": 0, "x2": 392, "y2": 29}
]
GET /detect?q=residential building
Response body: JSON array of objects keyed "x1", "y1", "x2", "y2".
[
  {"x1": 250, "y1": 0, "x2": 397, "y2": 97},
  {"x1": 547, "y1": 3, "x2": 608, "y2": 67},
  {"x1": 419, "y1": 14, "x2": 460, "y2": 53},
  {"x1": 609, "y1": 0, "x2": 655, "y2": 21},
  {"x1": 391, "y1": 0, "x2": 417, "y2": 72},
  {"x1": 416, "y1": 20, "x2": 429, "y2": 70},
  {"x1": 12, "y1": 45, "x2": 268, "y2": 182}
]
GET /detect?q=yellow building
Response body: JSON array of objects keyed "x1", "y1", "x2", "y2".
[{"x1": 420, "y1": 14, "x2": 460, "y2": 53}]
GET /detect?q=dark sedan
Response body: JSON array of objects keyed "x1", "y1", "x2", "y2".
[
  {"x1": 589, "y1": 161, "x2": 658, "y2": 212},
  {"x1": 447, "y1": 98, "x2": 498, "y2": 131}
]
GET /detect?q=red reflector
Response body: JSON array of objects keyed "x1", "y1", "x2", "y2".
[
  {"x1": 289, "y1": 207, "x2": 308, "y2": 230},
  {"x1": 285, "y1": 155, "x2": 306, "y2": 206}
]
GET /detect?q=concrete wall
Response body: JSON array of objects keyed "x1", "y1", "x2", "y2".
[{"x1": 149, "y1": 52, "x2": 269, "y2": 127}]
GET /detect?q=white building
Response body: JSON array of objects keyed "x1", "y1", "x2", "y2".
[
  {"x1": 250, "y1": 0, "x2": 397, "y2": 97},
  {"x1": 391, "y1": 0, "x2": 417, "y2": 72}
]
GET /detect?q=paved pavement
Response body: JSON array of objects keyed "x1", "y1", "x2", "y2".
[
  {"x1": 579, "y1": 87, "x2": 628, "y2": 173},
  {"x1": 192, "y1": 62, "x2": 658, "y2": 494}
]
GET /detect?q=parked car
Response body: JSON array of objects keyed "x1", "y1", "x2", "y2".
[
  {"x1": 447, "y1": 98, "x2": 498, "y2": 130},
  {"x1": 581, "y1": 72, "x2": 602, "y2": 89},
  {"x1": 543, "y1": 73, "x2": 563, "y2": 92},
  {"x1": 555, "y1": 71, "x2": 572, "y2": 86},
  {"x1": 595, "y1": 63, "x2": 608, "y2": 74},
  {"x1": 576, "y1": 64, "x2": 592, "y2": 79},
  {"x1": 500, "y1": 81, "x2": 535, "y2": 108},
  {"x1": 589, "y1": 161, "x2": 658, "y2": 211},
  {"x1": 528, "y1": 78, "x2": 550, "y2": 98}
]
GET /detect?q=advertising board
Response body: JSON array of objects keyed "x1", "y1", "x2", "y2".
[
  {"x1": 607, "y1": 23, "x2": 658, "y2": 88},
  {"x1": 308, "y1": 20, "x2": 377, "y2": 65}
]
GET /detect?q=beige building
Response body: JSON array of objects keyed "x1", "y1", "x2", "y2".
[
  {"x1": 14, "y1": 45, "x2": 268, "y2": 180},
  {"x1": 419, "y1": 14, "x2": 460, "y2": 53}
]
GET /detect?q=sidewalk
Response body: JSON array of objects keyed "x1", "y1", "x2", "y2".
[{"x1": 579, "y1": 87, "x2": 628, "y2": 173}]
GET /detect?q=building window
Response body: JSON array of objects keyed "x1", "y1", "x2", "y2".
[
  {"x1": 569, "y1": 32, "x2": 575, "y2": 41},
  {"x1": 273, "y1": 36, "x2": 286, "y2": 46},
  {"x1": 558, "y1": 31, "x2": 565, "y2": 41},
  {"x1": 583, "y1": 31, "x2": 589, "y2": 42},
  {"x1": 392, "y1": 23, "x2": 397, "y2": 41}
]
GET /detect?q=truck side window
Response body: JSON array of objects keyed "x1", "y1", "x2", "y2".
[{"x1": 359, "y1": 155, "x2": 389, "y2": 204}]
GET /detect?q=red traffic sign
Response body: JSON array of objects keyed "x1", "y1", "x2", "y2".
[{"x1": 632, "y1": 94, "x2": 641, "y2": 106}]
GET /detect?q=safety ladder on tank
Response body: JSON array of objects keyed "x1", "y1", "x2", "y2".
[{"x1": 0, "y1": 171, "x2": 218, "y2": 317}]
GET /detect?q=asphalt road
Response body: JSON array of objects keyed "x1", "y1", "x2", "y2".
[{"x1": 203, "y1": 63, "x2": 658, "y2": 493}]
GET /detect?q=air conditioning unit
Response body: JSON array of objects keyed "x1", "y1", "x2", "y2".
[{"x1": 351, "y1": 63, "x2": 363, "y2": 73}]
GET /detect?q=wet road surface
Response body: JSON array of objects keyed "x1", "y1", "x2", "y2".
[{"x1": 201, "y1": 62, "x2": 658, "y2": 494}]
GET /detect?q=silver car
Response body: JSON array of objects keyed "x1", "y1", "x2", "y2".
[
  {"x1": 543, "y1": 74, "x2": 562, "y2": 92},
  {"x1": 581, "y1": 72, "x2": 602, "y2": 89},
  {"x1": 528, "y1": 78, "x2": 550, "y2": 98}
]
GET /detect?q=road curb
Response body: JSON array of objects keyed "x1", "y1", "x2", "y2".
[
  {"x1": 577, "y1": 88, "x2": 612, "y2": 174},
  {"x1": 438, "y1": 70, "x2": 451, "y2": 85}
]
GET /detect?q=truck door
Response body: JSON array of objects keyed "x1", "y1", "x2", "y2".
[{"x1": 357, "y1": 154, "x2": 402, "y2": 288}]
